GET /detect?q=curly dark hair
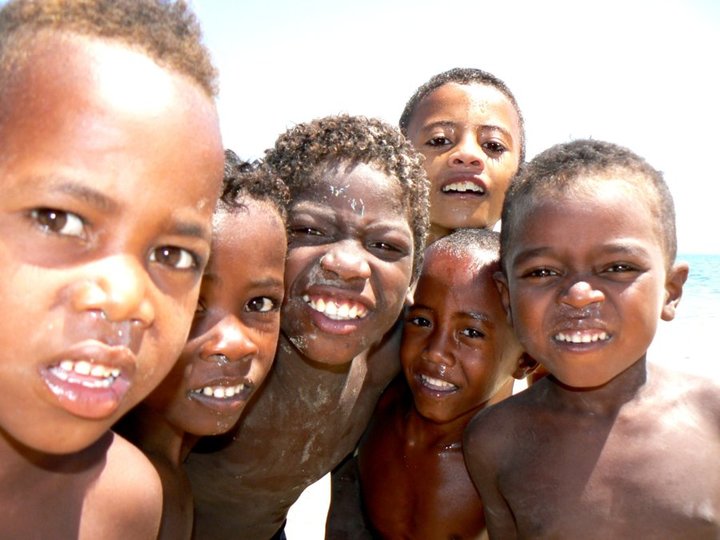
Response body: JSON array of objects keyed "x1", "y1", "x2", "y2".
[
  {"x1": 220, "y1": 149, "x2": 289, "y2": 225},
  {"x1": 399, "y1": 67, "x2": 525, "y2": 164},
  {"x1": 264, "y1": 114, "x2": 430, "y2": 279},
  {"x1": 0, "y1": 0, "x2": 217, "y2": 96},
  {"x1": 500, "y1": 139, "x2": 677, "y2": 269}
]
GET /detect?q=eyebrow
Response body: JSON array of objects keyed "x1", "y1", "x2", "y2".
[
  {"x1": 512, "y1": 242, "x2": 653, "y2": 266},
  {"x1": 419, "y1": 120, "x2": 515, "y2": 141}
]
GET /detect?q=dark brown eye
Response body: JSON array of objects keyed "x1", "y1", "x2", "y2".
[
  {"x1": 31, "y1": 208, "x2": 84, "y2": 237},
  {"x1": 150, "y1": 246, "x2": 197, "y2": 270}
]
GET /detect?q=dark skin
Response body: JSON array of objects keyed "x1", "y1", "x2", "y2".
[
  {"x1": 328, "y1": 244, "x2": 532, "y2": 540},
  {"x1": 464, "y1": 181, "x2": 715, "y2": 538},
  {"x1": 186, "y1": 163, "x2": 416, "y2": 539}
]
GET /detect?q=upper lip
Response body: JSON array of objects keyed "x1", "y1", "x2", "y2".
[
  {"x1": 189, "y1": 376, "x2": 251, "y2": 392},
  {"x1": 48, "y1": 340, "x2": 137, "y2": 377}
]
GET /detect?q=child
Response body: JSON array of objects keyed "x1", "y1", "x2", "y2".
[
  {"x1": 344, "y1": 229, "x2": 535, "y2": 539},
  {"x1": 399, "y1": 68, "x2": 525, "y2": 243},
  {"x1": 116, "y1": 151, "x2": 288, "y2": 540},
  {"x1": 185, "y1": 115, "x2": 430, "y2": 539},
  {"x1": 0, "y1": 1, "x2": 224, "y2": 538},
  {"x1": 462, "y1": 139, "x2": 715, "y2": 538}
]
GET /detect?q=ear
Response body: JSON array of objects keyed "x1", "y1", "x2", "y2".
[
  {"x1": 512, "y1": 352, "x2": 539, "y2": 380},
  {"x1": 494, "y1": 270, "x2": 513, "y2": 327},
  {"x1": 661, "y1": 261, "x2": 689, "y2": 322}
]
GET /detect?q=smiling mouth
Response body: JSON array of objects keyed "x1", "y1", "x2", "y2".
[
  {"x1": 420, "y1": 374, "x2": 457, "y2": 391},
  {"x1": 192, "y1": 383, "x2": 247, "y2": 399},
  {"x1": 303, "y1": 295, "x2": 368, "y2": 320},
  {"x1": 554, "y1": 331, "x2": 609, "y2": 344},
  {"x1": 50, "y1": 359, "x2": 121, "y2": 389},
  {"x1": 442, "y1": 181, "x2": 485, "y2": 195}
]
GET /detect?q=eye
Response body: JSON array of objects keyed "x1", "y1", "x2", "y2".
[
  {"x1": 194, "y1": 297, "x2": 208, "y2": 316},
  {"x1": 407, "y1": 315, "x2": 431, "y2": 328},
  {"x1": 522, "y1": 267, "x2": 559, "y2": 279},
  {"x1": 150, "y1": 246, "x2": 198, "y2": 270},
  {"x1": 461, "y1": 327, "x2": 485, "y2": 339},
  {"x1": 31, "y1": 208, "x2": 85, "y2": 238},
  {"x1": 426, "y1": 136, "x2": 452, "y2": 147},
  {"x1": 246, "y1": 296, "x2": 277, "y2": 313},
  {"x1": 483, "y1": 141, "x2": 508, "y2": 156},
  {"x1": 605, "y1": 263, "x2": 636, "y2": 273}
]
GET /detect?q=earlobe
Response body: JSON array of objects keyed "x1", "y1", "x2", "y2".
[
  {"x1": 494, "y1": 270, "x2": 513, "y2": 326},
  {"x1": 661, "y1": 261, "x2": 689, "y2": 322},
  {"x1": 405, "y1": 280, "x2": 417, "y2": 307}
]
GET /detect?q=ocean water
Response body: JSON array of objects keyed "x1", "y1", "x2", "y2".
[{"x1": 649, "y1": 253, "x2": 720, "y2": 377}]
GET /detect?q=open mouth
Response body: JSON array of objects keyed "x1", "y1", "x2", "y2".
[
  {"x1": 303, "y1": 295, "x2": 368, "y2": 321},
  {"x1": 554, "y1": 331, "x2": 609, "y2": 344},
  {"x1": 191, "y1": 383, "x2": 247, "y2": 399},
  {"x1": 50, "y1": 359, "x2": 121, "y2": 389},
  {"x1": 419, "y1": 373, "x2": 458, "y2": 392},
  {"x1": 442, "y1": 181, "x2": 485, "y2": 195}
]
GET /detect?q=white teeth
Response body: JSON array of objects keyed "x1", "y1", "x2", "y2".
[
  {"x1": 555, "y1": 331, "x2": 609, "y2": 344},
  {"x1": 443, "y1": 181, "x2": 484, "y2": 194},
  {"x1": 195, "y1": 383, "x2": 245, "y2": 399},
  {"x1": 304, "y1": 296, "x2": 367, "y2": 320},
  {"x1": 420, "y1": 374, "x2": 456, "y2": 390},
  {"x1": 53, "y1": 359, "x2": 120, "y2": 386}
]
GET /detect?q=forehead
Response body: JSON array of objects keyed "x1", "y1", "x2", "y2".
[
  {"x1": 292, "y1": 161, "x2": 409, "y2": 220},
  {"x1": 507, "y1": 178, "x2": 664, "y2": 257},
  {"x1": 0, "y1": 33, "x2": 223, "y2": 185},
  {"x1": 417, "y1": 248, "x2": 501, "y2": 305},
  {"x1": 407, "y1": 82, "x2": 520, "y2": 135}
]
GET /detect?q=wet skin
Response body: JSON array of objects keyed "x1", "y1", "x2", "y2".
[
  {"x1": 463, "y1": 179, "x2": 720, "y2": 539},
  {"x1": 358, "y1": 247, "x2": 527, "y2": 540},
  {"x1": 186, "y1": 161, "x2": 415, "y2": 539},
  {"x1": 0, "y1": 33, "x2": 223, "y2": 539},
  {"x1": 406, "y1": 83, "x2": 521, "y2": 240}
]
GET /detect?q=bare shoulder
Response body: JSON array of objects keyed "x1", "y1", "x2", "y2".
[
  {"x1": 649, "y1": 362, "x2": 720, "y2": 419},
  {"x1": 80, "y1": 432, "x2": 162, "y2": 540}
]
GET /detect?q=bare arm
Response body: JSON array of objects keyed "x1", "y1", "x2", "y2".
[{"x1": 463, "y1": 413, "x2": 519, "y2": 540}]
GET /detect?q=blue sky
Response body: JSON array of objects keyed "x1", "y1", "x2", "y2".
[{"x1": 194, "y1": 0, "x2": 720, "y2": 255}]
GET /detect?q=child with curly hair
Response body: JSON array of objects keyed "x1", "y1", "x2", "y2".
[{"x1": 185, "y1": 114, "x2": 430, "y2": 540}]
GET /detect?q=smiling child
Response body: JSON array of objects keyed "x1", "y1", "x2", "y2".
[
  {"x1": 463, "y1": 139, "x2": 720, "y2": 538},
  {"x1": 185, "y1": 115, "x2": 429, "y2": 539},
  {"x1": 347, "y1": 229, "x2": 535, "y2": 539},
  {"x1": 0, "y1": 0, "x2": 223, "y2": 538},
  {"x1": 116, "y1": 151, "x2": 288, "y2": 540},
  {"x1": 400, "y1": 68, "x2": 525, "y2": 242}
]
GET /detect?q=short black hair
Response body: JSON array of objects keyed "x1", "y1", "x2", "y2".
[
  {"x1": 500, "y1": 139, "x2": 677, "y2": 269},
  {"x1": 399, "y1": 67, "x2": 525, "y2": 163},
  {"x1": 0, "y1": 0, "x2": 217, "y2": 96},
  {"x1": 265, "y1": 114, "x2": 430, "y2": 279},
  {"x1": 426, "y1": 228, "x2": 500, "y2": 270},
  {"x1": 220, "y1": 149, "x2": 289, "y2": 225}
]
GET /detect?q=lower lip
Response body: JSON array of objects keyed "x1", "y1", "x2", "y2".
[
  {"x1": 307, "y1": 306, "x2": 365, "y2": 335},
  {"x1": 416, "y1": 375, "x2": 457, "y2": 396},
  {"x1": 42, "y1": 369, "x2": 131, "y2": 420}
]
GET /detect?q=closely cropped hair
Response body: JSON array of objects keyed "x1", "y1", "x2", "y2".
[
  {"x1": 399, "y1": 67, "x2": 526, "y2": 163},
  {"x1": 500, "y1": 139, "x2": 677, "y2": 268},
  {"x1": 265, "y1": 114, "x2": 430, "y2": 278},
  {"x1": 0, "y1": 0, "x2": 217, "y2": 96},
  {"x1": 428, "y1": 228, "x2": 500, "y2": 271},
  {"x1": 220, "y1": 149, "x2": 290, "y2": 225}
]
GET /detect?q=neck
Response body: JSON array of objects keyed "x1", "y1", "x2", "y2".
[
  {"x1": 118, "y1": 406, "x2": 192, "y2": 467},
  {"x1": 546, "y1": 356, "x2": 649, "y2": 417}
]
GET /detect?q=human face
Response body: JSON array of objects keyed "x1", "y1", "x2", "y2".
[
  {"x1": 144, "y1": 201, "x2": 286, "y2": 436},
  {"x1": 497, "y1": 179, "x2": 688, "y2": 389},
  {"x1": 406, "y1": 83, "x2": 521, "y2": 237},
  {"x1": 282, "y1": 162, "x2": 414, "y2": 365},
  {"x1": 401, "y1": 249, "x2": 522, "y2": 424},
  {"x1": 0, "y1": 35, "x2": 224, "y2": 454}
]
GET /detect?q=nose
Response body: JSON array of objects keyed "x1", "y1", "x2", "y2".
[
  {"x1": 201, "y1": 315, "x2": 259, "y2": 367},
  {"x1": 421, "y1": 327, "x2": 456, "y2": 367},
  {"x1": 71, "y1": 255, "x2": 154, "y2": 326},
  {"x1": 320, "y1": 241, "x2": 371, "y2": 281},
  {"x1": 447, "y1": 134, "x2": 484, "y2": 169},
  {"x1": 559, "y1": 278, "x2": 605, "y2": 309}
]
